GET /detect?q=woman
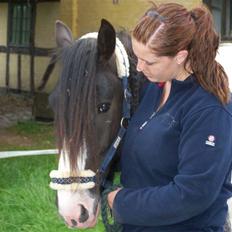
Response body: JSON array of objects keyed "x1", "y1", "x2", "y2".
[{"x1": 107, "y1": 2, "x2": 232, "y2": 232}]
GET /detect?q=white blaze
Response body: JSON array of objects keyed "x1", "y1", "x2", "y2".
[
  {"x1": 57, "y1": 141, "x2": 97, "y2": 223},
  {"x1": 58, "y1": 142, "x2": 87, "y2": 172}
]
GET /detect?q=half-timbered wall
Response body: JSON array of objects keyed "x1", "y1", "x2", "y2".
[{"x1": 0, "y1": 1, "x2": 60, "y2": 93}]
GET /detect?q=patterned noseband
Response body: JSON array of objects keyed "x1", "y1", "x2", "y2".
[{"x1": 49, "y1": 170, "x2": 96, "y2": 190}]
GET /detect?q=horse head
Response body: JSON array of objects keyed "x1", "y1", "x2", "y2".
[{"x1": 48, "y1": 19, "x2": 140, "y2": 229}]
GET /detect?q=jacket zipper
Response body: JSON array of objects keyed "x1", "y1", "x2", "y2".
[
  {"x1": 139, "y1": 82, "x2": 169, "y2": 130},
  {"x1": 139, "y1": 111, "x2": 157, "y2": 130}
]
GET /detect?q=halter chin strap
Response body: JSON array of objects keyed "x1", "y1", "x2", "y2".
[{"x1": 49, "y1": 33, "x2": 130, "y2": 191}]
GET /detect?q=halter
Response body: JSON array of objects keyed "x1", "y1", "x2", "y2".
[{"x1": 49, "y1": 32, "x2": 131, "y2": 191}]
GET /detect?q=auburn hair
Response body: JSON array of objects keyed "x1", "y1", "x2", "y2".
[{"x1": 132, "y1": 2, "x2": 230, "y2": 104}]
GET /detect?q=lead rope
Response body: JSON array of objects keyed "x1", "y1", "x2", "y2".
[{"x1": 101, "y1": 185, "x2": 123, "y2": 232}]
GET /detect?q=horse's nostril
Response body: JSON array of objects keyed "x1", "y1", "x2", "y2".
[
  {"x1": 79, "y1": 204, "x2": 89, "y2": 223},
  {"x1": 71, "y1": 219, "x2": 78, "y2": 227}
]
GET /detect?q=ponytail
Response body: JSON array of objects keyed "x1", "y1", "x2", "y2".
[
  {"x1": 133, "y1": 3, "x2": 230, "y2": 104},
  {"x1": 188, "y1": 5, "x2": 230, "y2": 104}
]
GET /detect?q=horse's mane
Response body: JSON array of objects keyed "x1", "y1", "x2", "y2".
[
  {"x1": 116, "y1": 30, "x2": 145, "y2": 113},
  {"x1": 49, "y1": 31, "x2": 144, "y2": 171}
]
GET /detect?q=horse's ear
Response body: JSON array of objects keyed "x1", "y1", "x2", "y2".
[
  {"x1": 55, "y1": 20, "x2": 73, "y2": 48},
  {"x1": 97, "y1": 19, "x2": 116, "y2": 61}
]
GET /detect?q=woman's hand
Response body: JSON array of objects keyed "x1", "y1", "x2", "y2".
[{"x1": 107, "y1": 188, "x2": 122, "y2": 209}]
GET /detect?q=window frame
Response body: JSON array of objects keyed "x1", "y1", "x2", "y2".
[
  {"x1": 204, "y1": 0, "x2": 232, "y2": 41},
  {"x1": 8, "y1": 0, "x2": 34, "y2": 48}
]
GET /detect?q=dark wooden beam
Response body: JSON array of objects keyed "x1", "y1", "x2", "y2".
[
  {"x1": 5, "y1": 0, "x2": 11, "y2": 92},
  {"x1": 5, "y1": 52, "x2": 10, "y2": 91},
  {"x1": 0, "y1": 45, "x2": 54, "y2": 56},
  {"x1": 30, "y1": 0, "x2": 37, "y2": 94},
  {"x1": 0, "y1": 46, "x2": 7, "y2": 53},
  {"x1": 0, "y1": 46, "x2": 54, "y2": 56}
]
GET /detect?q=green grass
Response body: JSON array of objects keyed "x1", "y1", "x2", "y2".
[
  {"x1": 0, "y1": 120, "x2": 56, "y2": 151},
  {"x1": 9, "y1": 120, "x2": 55, "y2": 150},
  {"x1": 0, "y1": 120, "x2": 105, "y2": 232}
]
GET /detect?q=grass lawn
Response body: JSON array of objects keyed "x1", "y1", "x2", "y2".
[{"x1": 0, "y1": 120, "x2": 105, "y2": 232}]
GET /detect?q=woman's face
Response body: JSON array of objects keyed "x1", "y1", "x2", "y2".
[{"x1": 132, "y1": 38, "x2": 180, "y2": 83}]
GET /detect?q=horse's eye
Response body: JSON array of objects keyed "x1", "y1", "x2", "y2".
[{"x1": 98, "y1": 103, "x2": 111, "y2": 113}]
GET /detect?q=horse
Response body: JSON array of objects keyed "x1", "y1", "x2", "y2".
[
  {"x1": 45, "y1": 19, "x2": 232, "y2": 230},
  {"x1": 48, "y1": 19, "x2": 143, "y2": 229}
]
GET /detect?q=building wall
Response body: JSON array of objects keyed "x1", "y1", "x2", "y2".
[
  {"x1": 0, "y1": 3, "x2": 8, "y2": 88},
  {"x1": 34, "y1": 57, "x2": 60, "y2": 93},
  {"x1": 0, "y1": 3, "x2": 7, "y2": 46},
  {"x1": 0, "y1": 54, "x2": 6, "y2": 88},
  {"x1": 1, "y1": 0, "x2": 203, "y2": 92},
  {"x1": 8, "y1": 54, "x2": 30, "y2": 90},
  {"x1": 76, "y1": 0, "x2": 202, "y2": 37},
  {"x1": 0, "y1": 2, "x2": 60, "y2": 92},
  {"x1": 35, "y1": 2, "x2": 60, "y2": 47},
  {"x1": 60, "y1": 0, "x2": 79, "y2": 37},
  {"x1": 34, "y1": 2, "x2": 61, "y2": 92}
]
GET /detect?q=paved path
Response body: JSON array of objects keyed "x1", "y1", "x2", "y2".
[{"x1": 0, "y1": 111, "x2": 32, "y2": 128}]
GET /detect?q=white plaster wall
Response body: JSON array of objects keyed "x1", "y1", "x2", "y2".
[{"x1": 217, "y1": 43, "x2": 232, "y2": 91}]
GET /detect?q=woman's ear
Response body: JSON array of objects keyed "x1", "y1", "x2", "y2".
[{"x1": 175, "y1": 50, "x2": 188, "y2": 64}]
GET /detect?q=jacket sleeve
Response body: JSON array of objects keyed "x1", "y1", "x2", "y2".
[{"x1": 112, "y1": 106, "x2": 232, "y2": 226}]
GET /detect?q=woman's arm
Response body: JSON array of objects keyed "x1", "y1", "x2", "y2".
[{"x1": 110, "y1": 107, "x2": 232, "y2": 226}]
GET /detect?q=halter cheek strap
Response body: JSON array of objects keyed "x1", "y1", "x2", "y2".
[{"x1": 49, "y1": 32, "x2": 130, "y2": 191}]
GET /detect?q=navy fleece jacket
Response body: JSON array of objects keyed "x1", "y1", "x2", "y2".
[{"x1": 113, "y1": 75, "x2": 232, "y2": 232}]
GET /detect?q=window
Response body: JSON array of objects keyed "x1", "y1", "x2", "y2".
[
  {"x1": 204, "y1": 0, "x2": 232, "y2": 40},
  {"x1": 9, "y1": 2, "x2": 32, "y2": 46}
]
